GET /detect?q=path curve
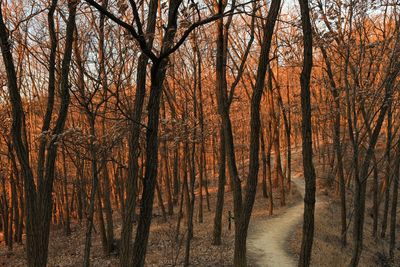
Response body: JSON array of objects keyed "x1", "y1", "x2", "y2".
[{"x1": 247, "y1": 175, "x2": 305, "y2": 267}]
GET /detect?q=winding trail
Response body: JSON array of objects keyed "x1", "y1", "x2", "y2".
[{"x1": 247, "y1": 174, "x2": 305, "y2": 267}]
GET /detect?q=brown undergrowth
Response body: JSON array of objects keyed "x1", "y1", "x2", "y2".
[
  {"x1": 1, "y1": 177, "x2": 301, "y2": 267},
  {"x1": 289, "y1": 158, "x2": 400, "y2": 267}
]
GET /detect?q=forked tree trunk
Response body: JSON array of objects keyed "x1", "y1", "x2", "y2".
[
  {"x1": 83, "y1": 117, "x2": 102, "y2": 267},
  {"x1": 214, "y1": 0, "x2": 281, "y2": 265},
  {"x1": 0, "y1": 1, "x2": 76, "y2": 265},
  {"x1": 98, "y1": 0, "x2": 114, "y2": 254},
  {"x1": 131, "y1": 50, "x2": 175, "y2": 265},
  {"x1": 318, "y1": 44, "x2": 346, "y2": 246},
  {"x1": 119, "y1": 0, "x2": 158, "y2": 262},
  {"x1": 350, "y1": 34, "x2": 399, "y2": 267}
]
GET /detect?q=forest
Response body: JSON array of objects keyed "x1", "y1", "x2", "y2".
[{"x1": 0, "y1": 0, "x2": 399, "y2": 266}]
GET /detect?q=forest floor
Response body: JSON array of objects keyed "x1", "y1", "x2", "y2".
[
  {"x1": 288, "y1": 161, "x2": 400, "y2": 267},
  {"x1": 0, "y1": 168, "x2": 302, "y2": 266}
]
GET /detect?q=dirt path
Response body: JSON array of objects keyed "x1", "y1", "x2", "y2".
[{"x1": 247, "y1": 173, "x2": 305, "y2": 267}]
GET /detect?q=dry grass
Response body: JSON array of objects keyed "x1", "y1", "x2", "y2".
[{"x1": 289, "y1": 163, "x2": 400, "y2": 267}]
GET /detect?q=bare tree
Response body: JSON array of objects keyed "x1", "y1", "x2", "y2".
[{"x1": 0, "y1": 1, "x2": 77, "y2": 266}]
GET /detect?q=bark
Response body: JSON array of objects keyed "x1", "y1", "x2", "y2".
[
  {"x1": 214, "y1": 0, "x2": 281, "y2": 265},
  {"x1": 1, "y1": 174, "x2": 10, "y2": 249},
  {"x1": 119, "y1": 0, "x2": 158, "y2": 262},
  {"x1": 162, "y1": 134, "x2": 173, "y2": 215},
  {"x1": 261, "y1": 127, "x2": 268, "y2": 198},
  {"x1": 130, "y1": 0, "x2": 188, "y2": 264},
  {"x1": 155, "y1": 180, "x2": 167, "y2": 222},
  {"x1": 173, "y1": 144, "x2": 180, "y2": 205},
  {"x1": 273, "y1": 125, "x2": 286, "y2": 206},
  {"x1": 101, "y1": 159, "x2": 115, "y2": 253},
  {"x1": 276, "y1": 83, "x2": 291, "y2": 191},
  {"x1": 350, "y1": 36, "x2": 400, "y2": 267},
  {"x1": 389, "y1": 144, "x2": 400, "y2": 259},
  {"x1": 8, "y1": 145, "x2": 21, "y2": 243},
  {"x1": 98, "y1": 0, "x2": 115, "y2": 253},
  {"x1": 61, "y1": 147, "x2": 71, "y2": 236},
  {"x1": 212, "y1": 127, "x2": 226, "y2": 245},
  {"x1": 372, "y1": 156, "x2": 378, "y2": 238},
  {"x1": 266, "y1": 123, "x2": 274, "y2": 215},
  {"x1": 175, "y1": 139, "x2": 188, "y2": 243},
  {"x1": 96, "y1": 186, "x2": 108, "y2": 253},
  {"x1": 76, "y1": 156, "x2": 84, "y2": 223},
  {"x1": 0, "y1": 1, "x2": 76, "y2": 265},
  {"x1": 318, "y1": 44, "x2": 346, "y2": 246},
  {"x1": 83, "y1": 116, "x2": 102, "y2": 267},
  {"x1": 130, "y1": 59, "x2": 166, "y2": 266},
  {"x1": 184, "y1": 126, "x2": 196, "y2": 266},
  {"x1": 381, "y1": 105, "x2": 392, "y2": 238},
  {"x1": 298, "y1": 0, "x2": 317, "y2": 266}
]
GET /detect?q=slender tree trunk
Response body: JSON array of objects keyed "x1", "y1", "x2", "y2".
[
  {"x1": 213, "y1": 127, "x2": 226, "y2": 245},
  {"x1": 101, "y1": 159, "x2": 114, "y2": 253},
  {"x1": 118, "y1": 0, "x2": 159, "y2": 261},
  {"x1": 261, "y1": 127, "x2": 268, "y2": 198},
  {"x1": 372, "y1": 156, "x2": 378, "y2": 238},
  {"x1": 83, "y1": 116, "x2": 101, "y2": 267},
  {"x1": 381, "y1": 106, "x2": 392, "y2": 238},
  {"x1": 176, "y1": 140, "x2": 188, "y2": 243},
  {"x1": 0, "y1": 1, "x2": 76, "y2": 265},
  {"x1": 131, "y1": 57, "x2": 170, "y2": 266},
  {"x1": 319, "y1": 44, "x2": 346, "y2": 246},
  {"x1": 76, "y1": 157, "x2": 84, "y2": 223},
  {"x1": 8, "y1": 148, "x2": 21, "y2": 243},
  {"x1": 298, "y1": 0, "x2": 316, "y2": 266},
  {"x1": 1, "y1": 175, "x2": 10, "y2": 249},
  {"x1": 96, "y1": 186, "x2": 108, "y2": 253},
  {"x1": 389, "y1": 145, "x2": 400, "y2": 259},
  {"x1": 155, "y1": 180, "x2": 167, "y2": 222},
  {"x1": 98, "y1": 0, "x2": 114, "y2": 253},
  {"x1": 173, "y1": 144, "x2": 180, "y2": 205},
  {"x1": 350, "y1": 38, "x2": 399, "y2": 266},
  {"x1": 184, "y1": 127, "x2": 196, "y2": 266},
  {"x1": 163, "y1": 139, "x2": 174, "y2": 215},
  {"x1": 62, "y1": 147, "x2": 71, "y2": 236}
]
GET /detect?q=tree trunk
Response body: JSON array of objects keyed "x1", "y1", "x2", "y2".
[
  {"x1": 0, "y1": 1, "x2": 76, "y2": 265},
  {"x1": 261, "y1": 127, "x2": 268, "y2": 198},
  {"x1": 298, "y1": 0, "x2": 317, "y2": 266},
  {"x1": 389, "y1": 145, "x2": 400, "y2": 259},
  {"x1": 131, "y1": 58, "x2": 169, "y2": 267},
  {"x1": 381, "y1": 105, "x2": 392, "y2": 238},
  {"x1": 372, "y1": 156, "x2": 378, "y2": 238},
  {"x1": 319, "y1": 43, "x2": 346, "y2": 246},
  {"x1": 119, "y1": 0, "x2": 158, "y2": 261},
  {"x1": 83, "y1": 116, "x2": 101, "y2": 267},
  {"x1": 155, "y1": 180, "x2": 167, "y2": 222},
  {"x1": 212, "y1": 127, "x2": 226, "y2": 245},
  {"x1": 350, "y1": 37, "x2": 399, "y2": 266},
  {"x1": 96, "y1": 186, "x2": 108, "y2": 253},
  {"x1": 101, "y1": 159, "x2": 115, "y2": 253},
  {"x1": 62, "y1": 147, "x2": 71, "y2": 236}
]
